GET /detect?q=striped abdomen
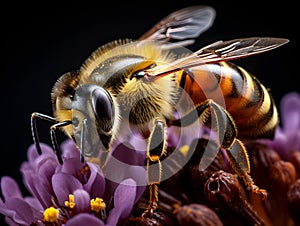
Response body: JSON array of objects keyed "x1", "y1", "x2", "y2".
[{"x1": 178, "y1": 61, "x2": 278, "y2": 140}]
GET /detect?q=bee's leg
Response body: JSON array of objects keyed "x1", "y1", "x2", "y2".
[
  {"x1": 80, "y1": 118, "x2": 87, "y2": 163},
  {"x1": 225, "y1": 138, "x2": 268, "y2": 200},
  {"x1": 143, "y1": 118, "x2": 167, "y2": 217},
  {"x1": 78, "y1": 118, "x2": 110, "y2": 166},
  {"x1": 207, "y1": 100, "x2": 268, "y2": 199},
  {"x1": 31, "y1": 112, "x2": 56, "y2": 155},
  {"x1": 50, "y1": 121, "x2": 72, "y2": 165},
  {"x1": 168, "y1": 99, "x2": 268, "y2": 199}
]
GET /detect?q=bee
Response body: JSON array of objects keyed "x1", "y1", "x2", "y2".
[{"x1": 31, "y1": 5, "x2": 288, "y2": 215}]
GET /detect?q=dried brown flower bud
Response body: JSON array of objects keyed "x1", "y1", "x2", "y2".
[
  {"x1": 247, "y1": 142, "x2": 281, "y2": 169},
  {"x1": 176, "y1": 203, "x2": 223, "y2": 226},
  {"x1": 247, "y1": 142, "x2": 281, "y2": 189},
  {"x1": 124, "y1": 211, "x2": 173, "y2": 226},
  {"x1": 204, "y1": 170, "x2": 265, "y2": 225},
  {"x1": 287, "y1": 179, "x2": 300, "y2": 225},
  {"x1": 290, "y1": 151, "x2": 300, "y2": 178},
  {"x1": 269, "y1": 160, "x2": 297, "y2": 192},
  {"x1": 262, "y1": 160, "x2": 297, "y2": 226}
]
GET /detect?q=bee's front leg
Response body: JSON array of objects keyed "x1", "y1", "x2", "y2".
[
  {"x1": 31, "y1": 112, "x2": 72, "y2": 164},
  {"x1": 142, "y1": 118, "x2": 167, "y2": 217}
]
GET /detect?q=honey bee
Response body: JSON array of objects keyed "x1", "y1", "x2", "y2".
[{"x1": 31, "y1": 5, "x2": 288, "y2": 215}]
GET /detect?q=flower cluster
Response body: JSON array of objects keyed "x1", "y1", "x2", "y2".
[
  {"x1": 1, "y1": 92, "x2": 300, "y2": 226},
  {"x1": 0, "y1": 140, "x2": 146, "y2": 225}
]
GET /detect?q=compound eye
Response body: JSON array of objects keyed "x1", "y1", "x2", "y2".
[{"x1": 92, "y1": 88, "x2": 114, "y2": 132}]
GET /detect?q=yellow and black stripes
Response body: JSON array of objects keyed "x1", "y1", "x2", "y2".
[{"x1": 177, "y1": 61, "x2": 278, "y2": 140}]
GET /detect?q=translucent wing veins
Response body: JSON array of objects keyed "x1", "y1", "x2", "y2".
[
  {"x1": 145, "y1": 37, "x2": 289, "y2": 77},
  {"x1": 139, "y1": 5, "x2": 216, "y2": 44}
]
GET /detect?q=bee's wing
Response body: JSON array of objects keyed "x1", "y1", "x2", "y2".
[
  {"x1": 146, "y1": 37, "x2": 289, "y2": 77},
  {"x1": 138, "y1": 5, "x2": 216, "y2": 46},
  {"x1": 195, "y1": 37, "x2": 289, "y2": 60}
]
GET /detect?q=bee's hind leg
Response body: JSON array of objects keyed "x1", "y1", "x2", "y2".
[
  {"x1": 142, "y1": 118, "x2": 167, "y2": 217},
  {"x1": 225, "y1": 139, "x2": 268, "y2": 200},
  {"x1": 168, "y1": 99, "x2": 268, "y2": 200},
  {"x1": 207, "y1": 100, "x2": 268, "y2": 199}
]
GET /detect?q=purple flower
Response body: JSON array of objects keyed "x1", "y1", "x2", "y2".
[
  {"x1": 262, "y1": 92, "x2": 300, "y2": 160},
  {"x1": 0, "y1": 140, "x2": 146, "y2": 225}
]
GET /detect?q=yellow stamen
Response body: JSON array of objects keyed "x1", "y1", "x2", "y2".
[
  {"x1": 179, "y1": 145, "x2": 190, "y2": 157},
  {"x1": 79, "y1": 165, "x2": 90, "y2": 175},
  {"x1": 90, "y1": 198, "x2": 106, "y2": 213},
  {"x1": 43, "y1": 206, "x2": 59, "y2": 222},
  {"x1": 65, "y1": 194, "x2": 76, "y2": 209}
]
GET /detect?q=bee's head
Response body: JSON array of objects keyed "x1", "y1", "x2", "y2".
[
  {"x1": 71, "y1": 84, "x2": 117, "y2": 157},
  {"x1": 51, "y1": 71, "x2": 117, "y2": 158}
]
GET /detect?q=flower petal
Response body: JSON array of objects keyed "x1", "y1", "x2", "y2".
[
  {"x1": 73, "y1": 189, "x2": 90, "y2": 213},
  {"x1": 52, "y1": 173, "x2": 83, "y2": 206},
  {"x1": 24, "y1": 196, "x2": 43, "y2": 219},
  {"x1": 103, "y1": 144, "x2": 146, "y2": 185},
  {"x1": 61, "y1": 139, "x2": 80, "y2": 159},
  {"x1": 59, "y1": 157, "x2": 86, "y2": 178},
  {"x1": 84, "y1": 163, "x2": 105, "y2": 198},
  {"x1": 280, "y1": 92, "x2": 300, "y2": 134},
  {"x1": 125, "y1": 166, "x2": 147, "y2": 202},
  {"x1": 65, "y1": 213, "x2": 105, "y2": 226},
  {"x1": 20, "y1": 161, "x2": 54, "y2": 208},
  {"x1": 112, "y1": 142, "x2": 142, "y2": 165},
  {"x1": 4, "y1": 217, "x2": 19, "y2": 226},
  {"x1": 27, "y1": 143, "x2": 56, "y2": 164},
  {"x1": 0, "y1": 197, "x2": 35, "y2": 225},
  {"x1": 1, "y1": 177, "x2": 22, "y2": 200},
  {"x1": 106, "y1": 178, "x2": 137, "y2": 226}
]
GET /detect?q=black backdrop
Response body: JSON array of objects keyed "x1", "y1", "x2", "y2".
[{"x1": 0, "y1": 0, "x2": 298, "y2": 224}]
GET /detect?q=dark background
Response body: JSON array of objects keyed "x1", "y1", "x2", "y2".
[{"x1": 0, "y1": 0, "x2": 298, "y2": 224}]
